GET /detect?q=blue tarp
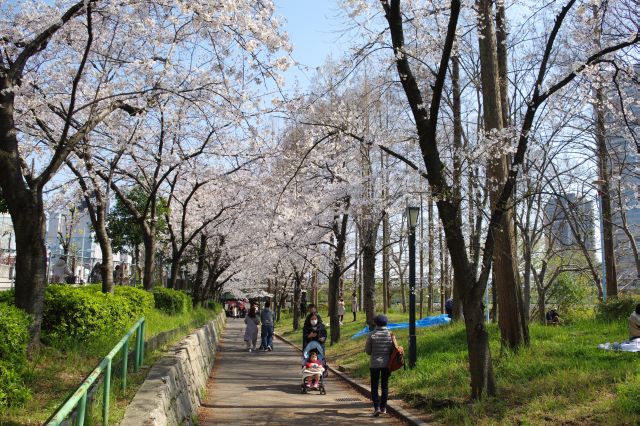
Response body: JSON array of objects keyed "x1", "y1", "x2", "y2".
[{"x1": 351, "y1": 314, "x2": 452, "y2": 339}]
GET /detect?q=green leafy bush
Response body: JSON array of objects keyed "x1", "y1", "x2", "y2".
[
  {"x1": 0, "y1": 303, "x2": 30, "y2": 369},
  {"x1": 0, "y1": 289, "x2": 14, "y2": 305},
  {"x1": 153, "y1": 287, "x2": 192, "y2": 315},
  {"x1": 42, "y1": 285, "x2": 141, "y2": 344},
  {"x1": 596, "y1": 294, "x2": 640, "y2": 322},
  {"x1": 0, "y1": 361, "x2": 31, "y2": 411},
  {"x1": 114, "y1": 286, "x2": 155, "y2": 313},
  {"x1": 0, "y1": 303, "x2": 31, "y2": 410}
]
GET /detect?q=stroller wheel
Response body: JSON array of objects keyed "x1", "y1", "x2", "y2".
[{"x1": 301, "y1": 384, "x2": 307, "y2": 393}]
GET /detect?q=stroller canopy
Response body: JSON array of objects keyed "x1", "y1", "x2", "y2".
[{"x1": 303, "y1": 340, "x2": 325, "y2": 360}]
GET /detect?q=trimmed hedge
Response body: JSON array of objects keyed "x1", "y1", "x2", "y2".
[
  {"x1": 79, "y1": 284, "x2": 155, "y2": 314},
  {"x1": 42, "y1": 285, "x2": 145, "y2": 344},
  {"x1": 0, "y1": 303, "x2": 30, "y2": 370},
  {"x1": 114, "y1": 286, "x2": 155, "y2": 313},
  {"x1": 153, "y1": 287, "x2": 192, "y2": 315},
  {"x1": 0, "y1": 303, "x2": 31, "y2": 410}
]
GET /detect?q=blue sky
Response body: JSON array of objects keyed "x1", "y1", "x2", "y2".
[{"x1": 274, "y1": 0, "x2": 342, "y2": 90}]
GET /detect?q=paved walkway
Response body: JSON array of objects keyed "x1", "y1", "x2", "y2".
[{"x1": 198, "y1": 318, "x2": 405, "y2": 425}]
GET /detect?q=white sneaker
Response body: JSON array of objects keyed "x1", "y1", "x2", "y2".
[
  {"x1": 248, "y1": 348, "x2": 252, "y2": 352},
  {"x1": 267, "y1": 345, "x2": 273, "y2": 351}
]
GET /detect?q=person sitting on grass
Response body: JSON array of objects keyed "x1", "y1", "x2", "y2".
[
  {"x1": 629, "y1": 303, "x2": 640, "y2": 341},
  {"x1": 545, "y1": 309, "x2": 560, "y2": 325}
]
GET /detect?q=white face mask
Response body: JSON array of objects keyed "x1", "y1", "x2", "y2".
[{"x1": 311, "y1": 320, "x2": 318, "y2": 326}]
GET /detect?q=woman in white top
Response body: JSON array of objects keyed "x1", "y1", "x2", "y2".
[{"x1": 337, "y1": 297, "x2": 346, "y2": 325}]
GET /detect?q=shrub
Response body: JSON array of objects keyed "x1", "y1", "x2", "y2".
[
  {"x1": 153, "y1": 287, "x2": 192, "y2": 315},
  {"x1": 114, "y1": 286, "x2": 155, "y2": 314},
  {"x1": 0, "y1": 303, "x2": 30, "y2": 369},
  {"x1": 0, "y1": 303, "x2": 31, "y2": 410},
  {"x1": 596, "y1": 294, "x2": 640, "y2": 322},
  {"x1": 0, "y1": 289, "x2": 14, "y2": 305},
  {"x1": 0, "y1": 361, "x2": 31, "y2": 411},
  {"x1": 42, "y1": 285, "x2": 141, "y2": 345},
  {"x1": 77, "y1": 285, "x2": 154, "y2": 318}
]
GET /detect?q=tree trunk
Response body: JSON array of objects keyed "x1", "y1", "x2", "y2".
[
  {"x1": 94, "y1": 220, "x2": 114, "y2": 294},
  {"x1": 168, "y1": 244, "x2": 180, "y2": 289},
  {"x1": 361, "y1": 221, "x2": 379, "y2": 329},
  {"x1": 428, "y1": 193, "x2": 434, "y2": 314},
  {"x1": 329, "y1": 207, "x2": 349, "y2": 345},
  {"x1": 382, "y1": 153, "x2": 391, "y2": 314},
  {"x1": 595, "y1": 86, "x2": 618, "y2": 298},
  {"x1": 353, "y1": 226, "x2": 359, "y2": 304},
  {"x1": 12, "y1": 201, "x2": 48, "y2": 354},
  {"x1": 0, "y1": 86, "x2": 47, "y2": 352},
  {"x1": 439, "y1": 230, "x2": 445, "y2": 314},
  {"x1": 293, "y1": 271, "x2": 301, "y2": 331},
  {"x1": 142, "y1": 230, "x2": 156, "y2": 290},
  {"x1": 477, "y1": 0, "x2": 528, "y2": 349},
  {"x1": 522, "y1": 234, "x2": 532, "y2": 321},
  {"x1": 193, "y1": 234, "x2": 207, "y2": 306},
  {"x1": 537, "y1": 287, "x2": 546, "y2": 324},
  {"x1": 382, "y1": 0, "x2": 496, "y2": 399},
  {"x1": 463, "y1": 296, "x2": 496, "y2": 399},
  {"x1": 451, "y1": 53, "x2": 464, "y2": 321},
  {"x1": 419, "y1": 193, "x2": 425, "y2": 318}
]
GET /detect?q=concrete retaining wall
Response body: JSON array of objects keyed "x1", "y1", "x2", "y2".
[{"x1": 120, "y1": 312, "x2": 226, "y2": 426}]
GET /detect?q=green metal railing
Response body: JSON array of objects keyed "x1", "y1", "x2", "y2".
[{"x1": 46, "y1": 317, "x2": 146, "y2": 426}]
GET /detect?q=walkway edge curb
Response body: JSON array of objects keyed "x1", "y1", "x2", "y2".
[{"x1": 275, "y1": 332, "x2": 430, "y2": 426}]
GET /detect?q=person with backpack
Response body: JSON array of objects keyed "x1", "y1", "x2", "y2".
[{"x1": 365, "y1": 314, "x2": 394, "y2": 417}]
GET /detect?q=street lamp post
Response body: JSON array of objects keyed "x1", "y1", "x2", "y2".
[
  {"x1": 592, "y1": 179, "x2": 607, "y2": 302},
  {"x1": 405, "y1": 206, "x2": 420, "y2": 369}
]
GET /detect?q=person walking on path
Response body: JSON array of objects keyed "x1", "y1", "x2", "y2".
[
  {"x1": 351, "y1": 292, "x2": 358, "y2": 322},
  {"x1": 365, "y1": 314, "x2": 394, "y2": 417},
  {"x1": 244, "y1": 306, "x2": 260, "y2": 352},
  {"x1": 260, "y1": 299, "x2": 275, "y2": 351}
]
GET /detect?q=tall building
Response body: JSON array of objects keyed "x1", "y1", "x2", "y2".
[
  {"x1": 607, "y1": 67, "x2": 640, "y2": 291},
  {"x1": 544, "y1": 193, "x2": 595, "y2": 251}
]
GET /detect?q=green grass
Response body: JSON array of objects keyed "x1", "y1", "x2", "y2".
[
  {"x1": 1, "y1": 305, "x2": 221, "y2": 425},
  {"x1": 276, "y1": 308, "x2": 639, "y2": 425}
]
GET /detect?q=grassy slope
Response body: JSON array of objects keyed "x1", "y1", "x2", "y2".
[
  {"x1": 276, "y1": 309, "x2": 639, "y2": 425},
  {"x1": 1, "y1": 307, "x2": 220, "y2": 425}
]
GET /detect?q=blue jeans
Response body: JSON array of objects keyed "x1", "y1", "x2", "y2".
[
  {"x1": 261, "y1": 324, "x2": 273, "y2": 349},
  {"x1": 370, "y1": 368, "x2": 390, "y2": 410}
]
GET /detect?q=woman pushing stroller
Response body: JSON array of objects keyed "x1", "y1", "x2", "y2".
[{"x1": 302, "y1": 310, "x2": 326, "y2": 347}]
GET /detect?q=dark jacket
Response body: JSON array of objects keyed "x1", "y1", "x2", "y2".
[
  {"x1": 302, "y1": 318, "x2": 327, "y2": 348},
  {"x1": 365, "y1": 326, "x2": 393, "y2": 369}
]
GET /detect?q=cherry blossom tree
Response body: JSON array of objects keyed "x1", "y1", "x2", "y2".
[{"x1": 0, "y1": 0, "x2": 290, "y2": 349}]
